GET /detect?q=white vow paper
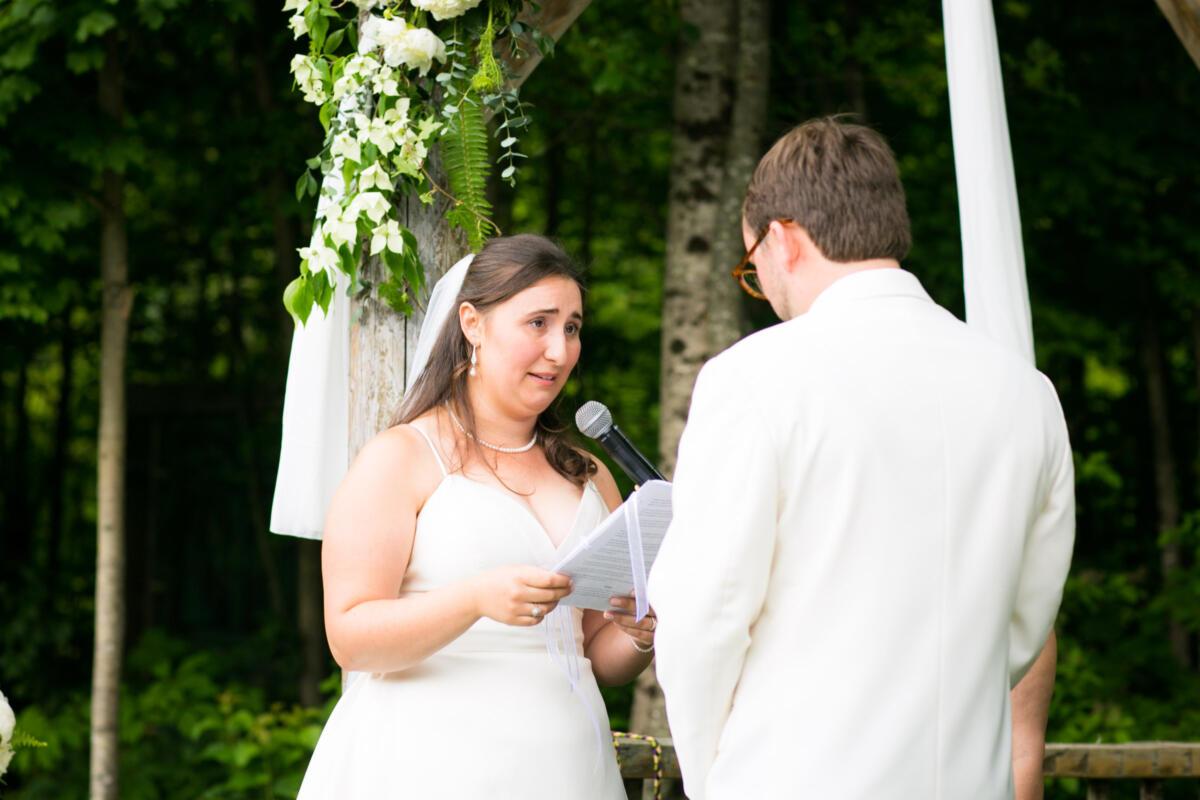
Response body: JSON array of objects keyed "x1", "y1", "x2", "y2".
[{"x1": 554, "y1": 480, "x2": 672, "y2": 616}]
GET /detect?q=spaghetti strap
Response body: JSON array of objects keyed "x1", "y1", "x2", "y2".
[{"x1": 410, "y1": 425, "x2": 449, "y2": 478}]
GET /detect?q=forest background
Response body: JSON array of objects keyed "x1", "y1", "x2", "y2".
[{"x1": 1, "y1": 0, "x2": 1199, "y2": 797}]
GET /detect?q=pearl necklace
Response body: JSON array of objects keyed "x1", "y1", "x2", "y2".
[{"x1": 447, "y1": 407, "x2": 537, "y2": 454}]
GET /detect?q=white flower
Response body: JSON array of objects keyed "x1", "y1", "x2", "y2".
[
  {"x1": 370, "y1": 219, "x2": 405, "y2": 255},
  {"x1": 373, "y1": 16, "x2": 408, "y2": 51},
  {"x1": 282, "y1": 0, "x2": 306, "y2": 12},
  {"x1": 349, "y1": 191, "x2": 391, "y2": 224},
  {"x1": 323, "y1": 206, "x2": 359, "y2": 249},
  {"x1": 383, "y1": 98, "x2": 411, "y2": 127},
  {"x1": 298, "y1": 242, "x2": 340, "y2": 276},
  {"x1": 381, "y1": 26, "x2": 446, "y2": 76},
  {"x1": 288, "y1": 12, "x2": 307, "y2": 39},
  {"x1": 290, "y1": 54, "x2": 327, "y2": 105},
  {"x1": 359, "y1": 163, "x2": 393, "y2": 191},
  {"x1": 290, "y1": 54, "x2": 315, "y2": 85},
  {"x1": 343, "y1": 55, "x2": 379, "y2": 80},
  {"x1": 410, "y1": 0, "x2": 483, "y2": 22},
  {"x1": 331, "y1": 131, "x2": 361, "y2": 164},
  {"x1": 0, "y1": 689, "x2": 15, "y2": 779},
  {"x1": 352, "y1": 113, "x2": 396, "y2": 155},
  {"x1": 370, "y1": 71, "x2": 400, "y2": 96},
  {"x1": 331, "y1": 73, "x2": 357, "y2": 101}
]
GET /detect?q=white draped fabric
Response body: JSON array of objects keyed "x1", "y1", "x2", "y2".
[
  {"x1": 944, "y1": 0, "x2": 1035, "y2": 364},
  {"x1": 269, "y1": 18, "x2": 382, "y2": 540}
]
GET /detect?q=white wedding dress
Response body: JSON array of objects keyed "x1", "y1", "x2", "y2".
[{"x1": 297, "y1": 428, "x2": 626, "y2": 800}]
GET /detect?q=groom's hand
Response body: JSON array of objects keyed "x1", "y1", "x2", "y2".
[{"x1": 471, "y1": 566, "x2": 573, "y2": 627}]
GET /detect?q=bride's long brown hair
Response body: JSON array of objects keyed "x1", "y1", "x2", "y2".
[{"x1": 394, "y1": 234, "x2": 597, "y2": 487}]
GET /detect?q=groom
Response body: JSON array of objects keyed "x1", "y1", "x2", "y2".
[{"x1": 648, "y1": 118, "x2": 1074, "y2": 799}]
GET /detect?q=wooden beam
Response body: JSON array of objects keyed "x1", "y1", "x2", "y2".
[
  {"x1": 500, "y1": 0, "x2": 595, "y2": 90},
  {"x1": 1044, "y1": 742, "x2": 1200, "y2": 778},
  {"x1": 1154, "y1": 0, "x2": 1200, "y2": 71}
]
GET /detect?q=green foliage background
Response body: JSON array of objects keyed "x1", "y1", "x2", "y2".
[{"x1": 1, "y1": 0, "x2": 1199, "y2": 797}]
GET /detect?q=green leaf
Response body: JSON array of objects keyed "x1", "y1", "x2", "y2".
[
  {"x1": 75, "y1": 11, "x2": 117, "y2": 42},
  {"x1": 283, "y1": 276, "x2": 314, "y2": 325},
  {"x1": 441, "y1": 98, "x2": 494, "y2": 250},
  {"x1": 377, "y1": 280, "x2": 412, "y2": 315},
  {"x1": 295, "y1": 172, "x2": 309, "y2": 202},
  {"x1": 325, "y1": 27, "x2": 345, "y2": 54}
]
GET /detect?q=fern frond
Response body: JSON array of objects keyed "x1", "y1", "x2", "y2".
[{"x1": 441, "y1": 97, "x2": 494, "y2": 250}]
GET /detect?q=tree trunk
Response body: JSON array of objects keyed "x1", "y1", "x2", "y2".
[
  {"x1": 45, "y1": 310, "x2": 75, "y2": 607},
  {"x1": 709, "y1": 0, "x2": 770, "y2": 353},
  {"x1": 7, "y1": 349, "x2": 31, "y2": 569},
  {"x1": 656, "y1": 0, "x2": 736, "y2": 479},
  {"x1": 1141, "y1": 314, "x2": 1190, "y2": 667},
  {"x1": 638, "y1": 0, "x2": 736, "y2": 762},
  {"x1": 91, "y1": 32, "x2": 131, "y2": 800}
]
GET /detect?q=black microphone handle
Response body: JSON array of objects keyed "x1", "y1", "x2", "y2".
[{"x1": 596, "y1": 425, "x2": 665, "y2": 485}]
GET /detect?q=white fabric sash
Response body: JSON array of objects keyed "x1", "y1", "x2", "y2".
[{"x1": 944, "y1": 0, "x2": 1035, "y2": 364}]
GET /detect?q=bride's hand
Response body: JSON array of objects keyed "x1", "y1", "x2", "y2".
[
  {"x1": 471, "y1": 566, "x2": 573, "y2": 626},
  {"x1": 604, "y1": 596, "x2": 657, "y2": 652}
]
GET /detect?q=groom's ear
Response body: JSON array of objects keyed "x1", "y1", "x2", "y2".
[{"x1": 776, "y1": 222, "x2": 819, "y2": 273}]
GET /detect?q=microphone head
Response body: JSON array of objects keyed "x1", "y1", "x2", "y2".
[{"x1": 575, "y1": 400, "x2": 613, "y2": 439}]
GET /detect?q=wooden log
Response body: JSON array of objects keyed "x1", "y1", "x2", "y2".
[
  {"x1": 1043, "y1": 743, "x2": 1200, "y2": 778},
  {"x1": 1154, "y1": 0, "x2": 1200, "y2": 72}
]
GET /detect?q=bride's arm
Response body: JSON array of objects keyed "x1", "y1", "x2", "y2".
[
  {"x1": 323, "y1": 427, "x2": 571, "y2": 674},
  {"x1": 580, "y1": 459, "x2": 656, "y2": 686}
]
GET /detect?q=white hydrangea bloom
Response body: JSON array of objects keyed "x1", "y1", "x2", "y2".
[
  {"x1": 282, "y1": 0, "x2": 306, "y2": 12},
  {"x1": 359, "y1": 163, "x2": 394, "y2": 192},
  {"x1": 410, "y1": 0, "x2": 483, "y2": 22},
  {"x1": 370, "y1": 220, "x2": 405, "y2": 255},
  {"x1": 331, "y1": 131, "x2": 361, "y2": 164},
  {"x1": 288, "y1": 12, "x2": 307, "y2": 39},
  {"x1": 381, "y1": 26, "x2": 446, "y2": 76}
]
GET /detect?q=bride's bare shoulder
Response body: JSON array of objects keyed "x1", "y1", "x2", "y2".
[{"x1": 342, "y1": 414, "x2": 447, "y2": 495}]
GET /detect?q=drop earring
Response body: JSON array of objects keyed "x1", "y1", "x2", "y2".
[{"x1": 469, "y1": 344, "x2": 478, "y2": 377}]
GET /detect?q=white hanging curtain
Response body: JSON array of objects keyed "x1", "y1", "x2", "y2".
[
  {"x1": 269, "y1": 19, "x2": 383, "y2": 540},
  {"x1": 943, "y1": 0, "x2": 1035, "y2": 364}
]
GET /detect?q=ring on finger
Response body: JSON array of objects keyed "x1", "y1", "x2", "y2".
[{"x1": 530, "y1": 603, "x2": 543, "y2": 618}]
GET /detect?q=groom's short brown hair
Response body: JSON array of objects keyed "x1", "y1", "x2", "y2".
[{"x1": 744, "y1": 117, "x2": 911, "y2": 263}]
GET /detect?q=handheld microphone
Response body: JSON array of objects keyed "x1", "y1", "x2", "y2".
[{"x1": 575, "y1": 400, "x2": 665, "y2": 485}]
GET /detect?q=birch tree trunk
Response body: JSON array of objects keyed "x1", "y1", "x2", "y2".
[
  {"x1": 91, "y1": 31, "x2": 131, "y2": 800},
  {"x1": 709, "y1": 0, "x2": 770, "y2": 352},
  {"x1": 636, "y1": 0, "x2": 737, "y2": 756}
]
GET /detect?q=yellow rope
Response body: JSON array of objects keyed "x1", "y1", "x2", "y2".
[{"x1": 612, "y1": 731, "x2": 664, "y2": 800}]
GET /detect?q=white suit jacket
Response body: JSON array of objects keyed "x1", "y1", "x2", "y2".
[{"x1": 648, "y1": 269, "x2": 1074, "y2": 800}]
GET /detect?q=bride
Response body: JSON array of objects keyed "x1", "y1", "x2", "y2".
[{"x1": 297, "y1": 234, "x2": 656, "y2": 799}]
